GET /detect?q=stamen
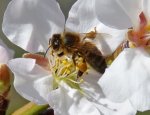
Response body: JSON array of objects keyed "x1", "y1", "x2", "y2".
[
  {"x1": 48, "y1": 49, "x2": 85, "y2": 92},
  {"x1": 127, "y1": 12, "x2": 150, "y2": 47}
]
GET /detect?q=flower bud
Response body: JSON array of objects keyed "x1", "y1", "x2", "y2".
[{"x1": 0, "y1": 64, "x2": 11, "y2": 114}]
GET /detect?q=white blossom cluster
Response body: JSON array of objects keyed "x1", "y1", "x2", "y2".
[{"x1": 1, "y1": 0, "x2": 150, "y2": 115}]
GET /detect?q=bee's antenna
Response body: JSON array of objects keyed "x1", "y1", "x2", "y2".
[
  {"x1": 44, "y1": 45, "x2": 51, "y2": 57},
  {"x1": 44, "y1": 38, "x2": 52, "y2": 57}
]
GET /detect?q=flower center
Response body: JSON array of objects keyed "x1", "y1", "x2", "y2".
[
  {"x1": 128, "y1": 12, "x2": 150, "y2": 47},
  {"x1": 48, "y1": 50, "x2": 84, "y2": 93}
]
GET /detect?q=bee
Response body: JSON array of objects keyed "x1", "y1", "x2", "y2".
[{"x1": 46, "y1": 28, "x2": 107, "y2": 77}]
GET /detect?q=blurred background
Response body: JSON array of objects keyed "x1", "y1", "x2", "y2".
[{"x1": 0, "y1": 0, "x2": 149, "y2": 115}]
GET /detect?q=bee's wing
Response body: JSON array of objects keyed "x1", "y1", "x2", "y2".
[
  {"x1": 80, "y1": 32, "x2": 112, "y2": 41},
  {"x1": 80, "y1": 32, "x2": 125, "y2": 56},
  {"x1": 96, "y1": 33, "x2": 112, "y2": 39}
]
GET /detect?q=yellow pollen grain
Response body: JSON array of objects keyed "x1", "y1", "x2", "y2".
[
  {"x1": 146, "y1": 25, "x2": 150, "y2": 31},
  {"x1": 66, "y1": 69, "x2": 71, "y2": 74},
  {"x1": 66, "y1": 64, "x2": 71, "y2": 68},
  {"x1": 129, "y1": 42, "x2": 136, "y2": 48},
  {"x1": 79, "y1": 79, "x2": 84, "y2": 83},
  {"x1": 107, "y1": 59, "x2": 113, "y2": 65},
  {"x1": 62, "y1": 60, "x2": 67, "y2": 64}
]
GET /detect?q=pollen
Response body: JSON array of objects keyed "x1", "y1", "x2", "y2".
[
  {"x1": 146, "y1": 25, "x2": 150, "y2": 31},
  {"x1": 66, "y1": 69, "x2": 71, "y2": 74},
  {"x1": 48, "y1": 50, "x2": 85, "y2": 92},
  {"x1": 79, "y1": 78, "x2": 84, "y2": 83},
  {"x1": 62, "y1": 60, "x2": 67, "y2": 64},
  {"x1": 128, "y1": 42, "x2": 136, "y2": 48}
]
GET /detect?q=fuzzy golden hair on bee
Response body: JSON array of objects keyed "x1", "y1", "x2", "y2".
[{"x1": 45, "y1": 28, "x2": 107, "y2": 77}]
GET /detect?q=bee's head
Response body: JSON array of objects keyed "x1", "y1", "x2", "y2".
[{"x1": 51, "y1": 34, "x2": 62, "y2": 51}]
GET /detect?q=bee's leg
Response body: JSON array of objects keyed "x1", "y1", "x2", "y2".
[
  {"x1": 77, "y1": 70, "x2": 84, "y2": 78},
  {"x1": 76, "y1": 58, "x2": 87, "y2": 78},
  {"x1": 49, "y1": 38, "x2": 52, "y2": 45},
  {"x1": 57, "y1": 51, "x2": 64, "y2": 57},
  {"x1": 72, "y1": 52, "x2": 87, "y2": 78},
  {"x1": 82, "y1": 27, "x2": 97, "y2": 41},
  {"x1": 52, "y1": 50, "x2": 54, "y2": 56},
  {"x1": 72, "y1": 51, "x2": 79, "y2": 65}
]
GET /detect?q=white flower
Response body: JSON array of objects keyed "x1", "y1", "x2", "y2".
[
  {"x1": 95, "y1": 0, "x2": 150, "y2": 112},
  {"x1": 2, "y1": 0, "x2": 127, "y2": 56},
  {"x1": 8, "y1": 53, "x2": 136, "y2": 115},
  {"x1": 3, "y1": 0, "x2": 136, "y2": 114}
]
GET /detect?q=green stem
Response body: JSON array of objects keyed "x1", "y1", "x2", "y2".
[{"x1": 12, "y1": 102, "x2": 49, "y2": 115}]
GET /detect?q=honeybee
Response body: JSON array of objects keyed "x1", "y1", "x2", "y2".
[{"x1": 46, "y1": 28, "x2": 107, "y2": 77}]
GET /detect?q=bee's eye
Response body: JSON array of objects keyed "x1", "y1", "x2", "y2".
[{"x1": 51, "y1": 34, "x2": 61, "y2": 50}]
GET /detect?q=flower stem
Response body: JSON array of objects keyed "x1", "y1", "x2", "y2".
[{"x1": 12, "y1": 102, "x2": 49, "y2": 115}]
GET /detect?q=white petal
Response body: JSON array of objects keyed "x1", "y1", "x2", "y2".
[
  {"x1": 95, "y1": 0, "x2": 132, "y2": 29},
  {"x1": 8, "y1": 58, "x2": 51, "y2": 104},
  {"x1": 99, "y1": 48, "x2": 150, "y2": 102},
  {"x1": 82, "y1": 70, "x2": 136, "y2": 115},
  {"x1": 81, "y1": 69, "x2": 103, "y2": 100},
  {"x1": 92, "y1": 24, "x2": 127, "y2": 56},
  {"x1": 143, "y1": 0, "x2": 150, "y2": 20},
  {"x1": 66, "y1": 0, "x2": 98, "y2": 33},
  {"x1": 97, "y1": 99, "x2": 136, "y2": 115},
  {"x1": 8, "y1": 58, "x2": 35, "y2": 73},
  {"x1": 0, "y1": 46, "x2": 10, "y2": 64},
  {"x1": 48, "y1": 82, "x2": 100, "y2": 115},
  {"x1": 48, "y1": 81, "x2": 136, "y2": 115},
  {"x1": 34, "y1": 75, "x2": 53, "y2": 103},
  {"x1": 2, "y1": 0, "x2": 65, "y2": 52},
  {"x1": 129, "y1": 79, "x2": 150, "y2": 111},
  {"x1": 116, "y1": 0, "x2": 142, "y2": 28},
  {"x1": 114, "y1": 101, "x2": 136, "y2": 115},
  {"x1": 0, "y1": 39, "x2": 14, "y2": 63}
]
